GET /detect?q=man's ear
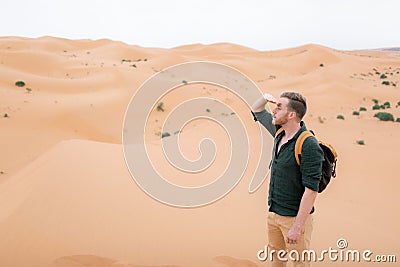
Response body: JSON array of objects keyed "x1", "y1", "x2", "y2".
[{"x1": 288, "y1": 111, "x2": 296, "y2": 120}]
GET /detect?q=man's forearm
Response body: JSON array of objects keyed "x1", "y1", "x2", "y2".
[
  {"x1": 293, "y1": 188, "x2": 318, "y2": 230},
  {"x1": 252, "y1": 93, "x2": 277, "y2": 112},
  {"x1": 251, "y1": 95, "x2": 268, "y2": 112}
]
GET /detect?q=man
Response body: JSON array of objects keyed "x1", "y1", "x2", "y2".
[{"x1": 251, "y1": 92, "x2": 323, "y2": 267}]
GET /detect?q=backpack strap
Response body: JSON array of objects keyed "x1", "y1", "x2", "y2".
[
  {"x1": 274, "y1": 127, "x2": 284, "y2": 138},
  {"x1": 294, "y1": 131, "x2": 315, "y2": 165}
]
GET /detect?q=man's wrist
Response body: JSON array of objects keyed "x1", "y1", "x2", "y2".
[{"x1": 292, "y1": 219, "x2": 304, "y2": 230}]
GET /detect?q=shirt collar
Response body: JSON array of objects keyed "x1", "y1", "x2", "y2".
[{"x1": 276, "y1": 121, "x2": 307, "y2": 142}]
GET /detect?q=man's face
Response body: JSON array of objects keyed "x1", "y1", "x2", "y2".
[{"x1": 272, "y1": 97, "x2": 292, "y2": 125}]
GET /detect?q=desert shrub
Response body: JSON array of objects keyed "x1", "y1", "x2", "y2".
[
  {"x1": 25, "y1": 88, "x2": 32, "y2": 93},
  {"x1": 380, "y1": 74, "x2": 387, "y2": 79},
  {"x1": 382, "y1": 81, "x2": 390, "y2": 85},
  {"x1": 15, "y1": 81, "x2": 25, "y2": 87},
  {"x1": 359, "y1": 107, "x2": 367, "y2": 111},
  {"x1": 372, "y1": 104, "x2": 380, "y2": 110},
  {"x1": 374, "y1": 112, "x2": 394, "y2": 121},
  {"x1": 319, "y1": 63, "x2": 324, "y2": 67},
  {"x1": 336, "y1": 115, "x2": 345, "y2": 120},
  {"x1": 156, "y1": 102, "x2": 164, "y2": 112},
  {"x1": 372, "y1": 99, "x2": 379, "y2": 104},
  {"x1": 182, "y1": 80, "x2": 188, "y2": 84},
  {"x1": 161, "y1": 132, "x2": 171, "y2": 138},
  {"x1": 396, "y1": 118, "x2": 400, "y2": 123},
  {"x1": 383, "y1": 101, "x2": 391, "y2": 108},
  {"x1": 206, "y1": 108, "x2": 210, "y2": 112},
  {"x1": 379, "y1": 105, "x2": 386, "y2": 109},
  {"x1": 3, "y1": 113, "x2": 8, "y2": 118},
  {"x1": 356, "y1": 140, "x2": 365, "y2": 145},
  {"x1": 352, "y1": 111, "x2": 360, "y2": 116}
]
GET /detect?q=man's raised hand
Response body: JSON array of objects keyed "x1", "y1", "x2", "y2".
[{"x1": 263, "y1": 93, "x2": 277, "y2": 104}]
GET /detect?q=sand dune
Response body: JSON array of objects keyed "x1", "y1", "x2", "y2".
[{"x1": 1, "y1": 37, "x2": 400, "y2": 266}]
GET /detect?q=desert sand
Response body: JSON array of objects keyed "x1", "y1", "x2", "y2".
[{"x1": 0, "y1": 36, "x2": 399, "y2": 266}]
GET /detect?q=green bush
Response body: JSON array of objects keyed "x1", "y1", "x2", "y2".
[
  {"x1": 359, "y1": 107, "x2": 367, "y2": 111},
  {"x1": 3, "y1": 113, "x2": 8, "y2": 118},
  {"x1": 383, "y1": 101, "x2": 391, "y2": 108},
  {"x1": 356, "y1": 140, "x2": 365, "y2": 145},
  {"x1": 374, "y1": 112, "x2": 394, "y2": 121},
  {"x1": 182, "y1": 80, "x2": 188, "y2": 84},
  {"x1": 382, "y1": 81, "x2": 390, "y2": 86},
  {"x1": 336, "y1": 115, "x2": 345, "y2": 120},
  {"x1": 319, "y1": 63, "x2": 324, "y2": 67},
  {"x1": 15, "y1": 81, "x2": 25, "y2": 87},
  {"x1": 25, "y1": 88, "x2": 32, "y2": 93},
  {"x1": 161, "y1": 132, "x2": 171, "y2": 138},
  {"x1": 380, "y1": 74, "x2": 387, "y2": 79},
  {"x1": 379, "y1": 105, "x2": 386, "y2": 109},
  {"x1": 352, "y1": 111, "x2": 360, "y2": 116},
  {"x1": 372, "y1": 99, "x2": 379, "y2": 104},
  {"x1": 156, "y1": 102, "x2": 164, "y2": 112},
  {"x1": 372, "y1": 104, "x2": 380, "y2": 110},
  {"x1": 206, "y1": 108, "x2": 211, "y2": 112},
  {"x1": 396, "y1": 118, "x2": 400, "y2": 123}
]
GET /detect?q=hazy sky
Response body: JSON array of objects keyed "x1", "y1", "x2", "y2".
[{"x1": 1, "y1": 0, "x2": 399, "y2": 51}]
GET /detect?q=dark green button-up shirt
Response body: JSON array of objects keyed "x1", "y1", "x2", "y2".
[{"x1": 254, "y1": 110, "x2": 324, "y2": 216}]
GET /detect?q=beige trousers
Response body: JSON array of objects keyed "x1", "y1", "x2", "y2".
[{"x1": 267, "y1": 211, "x2": 314, "y2": 267}]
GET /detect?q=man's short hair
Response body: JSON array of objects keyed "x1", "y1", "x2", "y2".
[{"x1": 280, "y1": 92, "x2": 307, "y2": 121}]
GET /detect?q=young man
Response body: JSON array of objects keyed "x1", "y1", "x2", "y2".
[{"x1": 252, "y1": 92, "x2": 323, "y2": 267}]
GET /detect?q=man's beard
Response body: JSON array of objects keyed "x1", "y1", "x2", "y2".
[{"x1": 272, "y1": 113, "x2": 289, "y2": 126}]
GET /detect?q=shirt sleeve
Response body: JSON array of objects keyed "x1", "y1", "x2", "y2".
[
  {"x1": 300, "y1": 136, "x2": 324, "y2": 192},
  {"x1": 252, "y1": 109, "x2": 278, "y2": 137}
]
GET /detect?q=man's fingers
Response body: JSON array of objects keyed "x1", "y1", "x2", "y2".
[{"x1": 263, "y1": 93, "x2": 277, "y2": 103}]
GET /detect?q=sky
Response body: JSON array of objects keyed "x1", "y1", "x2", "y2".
[{"x1": 1, "y1": 0, "x2": 399, "y2": 51}]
